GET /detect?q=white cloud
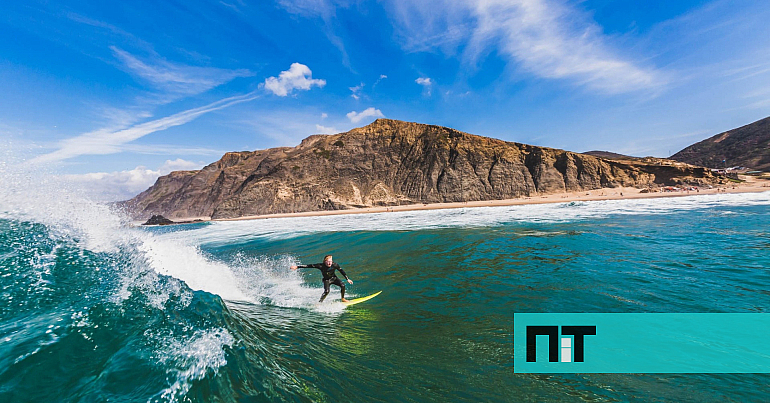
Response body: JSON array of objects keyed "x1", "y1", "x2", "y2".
[
  {"x1": 386, "y1": 0, "x2": 663, "y2": 94},
  {"x1": 158, "y1": 158, "x2": 205, "y2": 173},
  {"x1": 262, "y1": 63, "x2": 326, "y2": 96},
  {"x1": 63, "y1": 159, "x2": 205, "y2": 202},
  {"x1": 316, "y1": 124, "x2": 338, "y2": 134},
  {"x1": 321, "y1": 112, "x2": 328, "y2": 119},
  {"x1": 416, "y1": 77, "x2": 433, "y2": 96},
  {"x1": 346, "y1": 107, "x2": 384, "y2": 124},
  {"x1": 416, "y1": 77, "x2": 432, "y2": 86},
  {"x1": 111, "y1": 47, "x2": 253, "y2": 99},
  {"x1": 31, "y1": 91, "x2": 260, "y2": 164}
]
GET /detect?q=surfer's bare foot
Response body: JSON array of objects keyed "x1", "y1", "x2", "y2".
[{"x1": 341, "y1": 298, "x2": 349, "y2": 303}]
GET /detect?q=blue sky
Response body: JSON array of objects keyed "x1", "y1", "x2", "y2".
[{"x1": 2, "y1": 0, "x2": 770, "y2": 200}]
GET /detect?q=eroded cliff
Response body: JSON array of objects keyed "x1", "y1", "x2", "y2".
[{"x1": 124, "y1": 119, "x2": 722, "y2": 219}]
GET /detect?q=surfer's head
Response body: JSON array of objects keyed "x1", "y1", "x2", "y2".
[{"x1": 323, "y1": 255, "x2": 333, "y2": 266}]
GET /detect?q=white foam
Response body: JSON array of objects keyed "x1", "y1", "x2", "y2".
[
  {"x1": 136, "y1": 236, "x2": 248, "y2": 302},
  {"x1": 223, "y1": 253, "x2": 347, "y2": 312},
  {"x1": 152, "y1": 328, "x2": 234, "y2": 402},
  {"x1": 168, "y1": 191, "x2": 770, "y2": 247}
]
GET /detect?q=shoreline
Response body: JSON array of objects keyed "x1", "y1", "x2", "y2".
[{"x1": 166, "y1": 180, "x2": 767, "y2": 224}]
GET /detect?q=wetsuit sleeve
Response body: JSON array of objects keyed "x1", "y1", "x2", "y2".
[
  {"x1": 296, "y1": 263, "x2": 321, "y2": 269},
  {"x1": 336, "y1": 264, "x2": 349, "y2": 280}
]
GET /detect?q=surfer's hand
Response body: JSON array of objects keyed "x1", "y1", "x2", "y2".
[
  {"x1": 290, "y1": 265, "x2": 298, "y2": 270},
  {"x1": 347, "y1": 279, "x2": 353, "y2": 284}
]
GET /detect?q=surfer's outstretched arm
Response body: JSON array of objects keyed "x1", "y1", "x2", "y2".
[{"x1": 290, "y1": 264, "x2": 316, "y2": 270}]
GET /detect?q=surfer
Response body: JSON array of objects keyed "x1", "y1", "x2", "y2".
[{"x1": 291, "y1": 255, "x2": 353, "y2": 302}]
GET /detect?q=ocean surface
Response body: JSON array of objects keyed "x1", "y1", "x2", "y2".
[{"x1": 2, "y1": 166, "x2": 770, "y2": 402}]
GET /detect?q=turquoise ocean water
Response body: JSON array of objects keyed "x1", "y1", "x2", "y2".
[{"x1": 2, "y1": 168, "x2": 769, "y2": 401}]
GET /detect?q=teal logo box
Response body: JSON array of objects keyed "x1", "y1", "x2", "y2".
[{"x1": 513, "y1": 313, "x2": 770, "y2": 373}]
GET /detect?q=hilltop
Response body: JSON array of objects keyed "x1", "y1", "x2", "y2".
[{"x1": 671, "y1": 116, "x2": 770, "y2": 171}]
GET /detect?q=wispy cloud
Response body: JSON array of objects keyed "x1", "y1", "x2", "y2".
[
  {"x1": 349, "y1": 82, "x2": 364, "y2": 99},
  {"x1": 277, "y1": 0, "x2": 354, "y2": 68},
  {"x1": 66, "y1": 13, "x2": 152, "y2": 50},
  {"x1": 386, "y1": 0, "x2": 470, "y2": 54},
  {"x1": 347, "y1": 107, "x2": 384, "y2": 124},
  {"x1": 219, "y1": 0, "x2": 246, "y2": 14},
  {"x1": 111, "y1": 47, "x2": 253, "y2": 99},
  {"x1": 387, "y1": 0, "x2": 663, "y2": 94},
  {"x1": 262, "y1": 63, "x2": 326, "y2": 96},
  {"x1": 87, "y1": 106, "x2": 154, "y2": 130},
  {"x1": 31, "y1": 91, "x2": 260, "y2": 164},
  {"x1": 235, "y1": 111, "x2": 334, "y2": 146},
  {"x1": 731, "y1": 98, "x2": 770, "y2": 111},
  {"x1": 373, "y1": 74, "x2": 388, "y2": 88},
  {"x1": 119, "y1": 144, "x2": 225, "y2": 156}
]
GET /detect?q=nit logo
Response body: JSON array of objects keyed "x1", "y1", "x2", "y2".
[{"x1": 526, "y1": 326, "x2": 596, "y2": 363}]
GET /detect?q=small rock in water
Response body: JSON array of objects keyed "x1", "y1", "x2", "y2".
[{"x1": 142, "y1": 215, "x2": 175, "y2": 225}]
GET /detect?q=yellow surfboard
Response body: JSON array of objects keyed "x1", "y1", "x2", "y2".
[{"x1": 342, "y1": 291, "x2": 382, "y2": 306}]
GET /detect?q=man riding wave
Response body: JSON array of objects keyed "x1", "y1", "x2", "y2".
[{"x1": 291, "y1": 255, "x2": 353, "y2": 302}]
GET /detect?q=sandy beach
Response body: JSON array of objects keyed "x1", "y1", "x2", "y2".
[{"x1": 173, "y1": 176, "x2": 769, "y2": 223}]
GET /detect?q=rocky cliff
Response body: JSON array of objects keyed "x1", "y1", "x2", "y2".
[
  {"x1": 671, "y1": 116, "x2": 770, "y2": 171},
  {"x1": 124, "y1": 119, "x2": 723, "y2": 219}
]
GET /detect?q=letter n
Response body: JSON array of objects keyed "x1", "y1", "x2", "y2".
[{"x1": 526, "y1": 326, "x2": 558, "y2": 362}]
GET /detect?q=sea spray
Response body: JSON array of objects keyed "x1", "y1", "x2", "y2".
[
  {"x1": 152, "y1": 328, "x2": 235, "y2": 402},
  {"x1": 0, "y1": 216, "x2": 239, "y2": 402},
  {"x1": 0, "y1": 153, "x2": 240, "y2": 401},
  {"x1": 222, "y1": 252, "x2": 348, "y2": 311},
  {"x1": 135, "y1": 236, "x2": 248, "y2": 302}
]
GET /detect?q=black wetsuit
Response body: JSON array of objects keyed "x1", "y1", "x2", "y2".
[{"x1": 296, "y1": 262, "x2": 349, "y2": 302}]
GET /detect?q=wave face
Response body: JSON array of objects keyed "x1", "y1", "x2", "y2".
[
  {"x1": 0, "y1": 158, "x2": 246, "y2": 402},
  {"x1": 2, "y1": 153, "x2": 769, "y2": 402}
]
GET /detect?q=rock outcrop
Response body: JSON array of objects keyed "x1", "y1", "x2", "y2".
[
  {"x1": 671, "y1": 116, "x2": 770, "y2": 171},
  {"x1": 142, "y1": 214, "x2": 175, "y2": 225},
  {"x1": 123, "y1": 119, "x2": 724, "y2": 220}
]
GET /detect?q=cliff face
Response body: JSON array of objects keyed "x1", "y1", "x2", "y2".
[
  {"x1": 671, "y1": 116, "x2": 770, "y2": 171},
  {"x1": 124, "y1": 119, "x2": 722, "y2": 219}
]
